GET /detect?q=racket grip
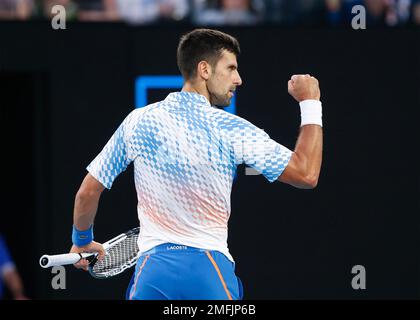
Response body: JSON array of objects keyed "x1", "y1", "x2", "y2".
[{"x1": 39, "y1": 252, "x2": 93, "y2": 268}]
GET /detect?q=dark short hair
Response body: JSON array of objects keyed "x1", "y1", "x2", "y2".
[{"x1": 177, "y1": 29, "x2": 240, "y2": 80}]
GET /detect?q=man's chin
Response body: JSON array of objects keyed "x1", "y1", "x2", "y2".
[
  {"x1": 213, "y1": 99, "x2": 231, "y2": 108},
  {"x1": 209, "y1": 92, "x2": 231, "y2": 107}
]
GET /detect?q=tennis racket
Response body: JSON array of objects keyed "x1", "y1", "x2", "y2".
[{"x1": 39, "y1": 227, "x2": 140, "y2": 279}]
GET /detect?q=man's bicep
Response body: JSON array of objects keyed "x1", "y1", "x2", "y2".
[
  {"x1": 82, "y1": 173, "x2": 106, "y2": 193},
  {"x1": 277, "y1": 152, "x2": 299, "y2": 182},
  {"x1": 277, "y1": 152, "x2": 314, "y2": 189}
]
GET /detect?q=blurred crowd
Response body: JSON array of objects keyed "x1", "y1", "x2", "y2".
[{"x1": 0, "y1": 0, "x2": 419, "y2": 26}]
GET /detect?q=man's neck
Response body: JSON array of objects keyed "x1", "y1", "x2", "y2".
[{"x1": 182, "y1": 81, "x2": 210, "y2": 104}]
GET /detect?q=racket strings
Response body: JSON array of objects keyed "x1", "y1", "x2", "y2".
[{"x1": 91, "y1": 232, "x2": 139, "y2": 278}]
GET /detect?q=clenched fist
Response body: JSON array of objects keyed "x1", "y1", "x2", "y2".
[{"x1": 288, "y1": 74, "x2": 320, "y2": 102}]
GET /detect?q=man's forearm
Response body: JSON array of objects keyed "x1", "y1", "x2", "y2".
[
  {"x1": 70, "y1": 175, "x2": 106, "y2": 263},
  {"x1": 73, "y1": 174, "x2": 105, "y2": 231},
  {"x1": 73, "y1": 190, "x2": 101, "y2": 231},
  {"x1": 293, "y1": 124, "x2": 323, "y2": 184}
]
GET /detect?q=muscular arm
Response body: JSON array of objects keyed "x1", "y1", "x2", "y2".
[
  {"x1": 70, "y1": 112, "x2": 137, "y2": 268},
  {"x1": 279, "y1": 124, "x2": 322, "y2": 189},
  {"x1": 70, "y1": 173, "x2": 106, "y2": 270},
  {"x1": 278, "y1": 74, "x2": 323, "y2": 189},
  {"x1": 73, "y1": 173, "x2": 105, "y2": 231}
]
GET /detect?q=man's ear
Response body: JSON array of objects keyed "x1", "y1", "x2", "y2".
[{"x1": 197, "y1": 61, "x2": 211, "y2": 80}]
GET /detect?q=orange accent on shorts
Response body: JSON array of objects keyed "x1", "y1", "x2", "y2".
[
  {"x1": 205, "y1": 251, "x2": 232, "y2": 300},
  {"x1": 129, "y1": 255, "x2": 150, "y2": 300}
]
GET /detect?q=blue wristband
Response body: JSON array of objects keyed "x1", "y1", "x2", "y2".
[{"x1": 72, "y1": 225, "x2": 94, "y2": 247}]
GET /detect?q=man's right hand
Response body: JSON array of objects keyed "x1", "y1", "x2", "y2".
[
  {"x1": 288, "y1": 74, "x2": 321, "y2": 102},
  {"x1": 69, "y1": 241, "x2": 105, "y2": 271}
]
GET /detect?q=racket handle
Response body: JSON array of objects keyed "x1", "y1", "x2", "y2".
[{"x1": 39, "y1": 252, "x2": 93, "y2": 268}]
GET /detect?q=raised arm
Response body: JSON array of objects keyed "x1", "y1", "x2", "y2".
[{"x1": 278, "y1": 74, "x2": 323, "y2": 189}]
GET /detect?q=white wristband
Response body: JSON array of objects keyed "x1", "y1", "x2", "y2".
[{"x1": 299, "y1": 100, "x2": 322, "y2": 127}]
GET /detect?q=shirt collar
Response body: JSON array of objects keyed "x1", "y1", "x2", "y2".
[{"x1": 164, "y1": 91, "x2": 211, "y2": 108}]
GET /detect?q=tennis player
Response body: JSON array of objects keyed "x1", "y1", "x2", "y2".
[{"x1": 69, "y1": 29, "x2": 323, "y2": 300}]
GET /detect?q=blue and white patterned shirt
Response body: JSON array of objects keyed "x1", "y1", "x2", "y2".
[{"x1": 87, "y1": 92, "x2": 292, "y2": 261}]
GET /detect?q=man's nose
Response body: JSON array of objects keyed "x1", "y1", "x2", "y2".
[{"x1": 234, "y1": 72, "x2": 242, "y2": 86}]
